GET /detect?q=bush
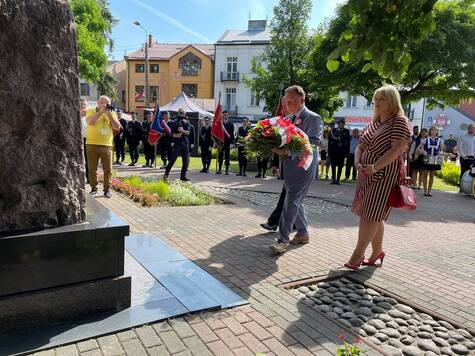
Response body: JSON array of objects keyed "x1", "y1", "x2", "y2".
[
  {"x1": 210, "y1": 147, "x2": 238, "y2": 160},
  {"x1": 167, "y1": 180, "x2": 214, "y2": 206},
  {"x1": 437, "y1": 161, "x2": 460, "y2": 186}
]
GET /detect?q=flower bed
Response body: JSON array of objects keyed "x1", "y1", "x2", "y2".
[
  {"x1": 111, "y1": 176, "x2": 215, "y2": 207},
  {"x1": 436, "y1": 161, "x2": 461, "y2": 186}
]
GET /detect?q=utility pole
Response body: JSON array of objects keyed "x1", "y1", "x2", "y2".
[{"x1": 133, "y1": 21, "x2": 150, "y2": 109}]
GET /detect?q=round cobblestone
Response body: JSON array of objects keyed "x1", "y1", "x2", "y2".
[
  {"x1": 462, "y1": 340, "x2": 475, "y2": 350},
  {"x1": 419, "y1": 325, "x2": 433, "y2": 333},
  {"x1": 378, "y1": 313, "x2": 393, "y2": 322},
  {"x1": 447, "y1": 330, "x2": 465, "y2": 341},
  {"x1": 372, "y1": 306, "x2": 388, "y2": 314},
  {"x1": 326, "y1": 311, "x2": 339, "y2": 319},
  {"x1": 355, "y1": 307, "x2": 373, "y2": 316},
  {"x1": 417, "y1": 331, "x2": 433, "y2": 339},
  {"x1": 320, "y1": 296, "x2": 332, "y2": 304},
  {"x1": 380, "y1": 328, "x2": 401, "y2": 338},
  {"x1": 366, "y1": 288, "x2": 380, "y2": 296},
  {"x1": 318, "y1": 304, "x2": 331, "y2": 312},
  {"x1": 362, "y1": 324, "x2": 378, "y2": 335},
  {"x1": 401, "y1": 335, "x2": 415, "y2": 345},
  {"x1": 389, "y1": 310, "x2": 412, "y2": 320},
  {"x1": 395, "y1": 304, "x2": 416, "y2": 314},
  {"x1": 368, "y1": 319, "x2": 386, "y2": 329},
  {"x1": 298, "y1": 286, "x2": 310, "y2": 293},
  {"x1": 338, "y1": 318, "x2": 352, "y2": 329},
  {"x1": 349, "y1": 318, "x2": 364, "y2": 327},
  {"x1": 417, "y1": 339, "x2": 439, "y2": 353},
  {"x1": 359, "y1": 299, "x2": 373, "y2": 307},
  {"x1": 375, "y1": 332, "x2": 389, "y2": 342},
  {"x1": 395, "y1": 318, "x2": 409, "y2": 327},
  {"x1": 367, "y1": 336, "x2": 382, "y2": 345},
  {"x1": 402, "y1": 346, "x2": 424, "y2": 356},
  {"x1": 451, "y1": 344, "x2": 469, "y2": 355},
  {"x1": 438, "y1": 321, "x2": 455, "y2": 330},
  {"x1": 433, "y1": 337, "x2": 450, "y2": 347},
  {"x1": 457, "y1": 329, "x2": 472, "y2": 339},
  {"x1": 341, "y1": 311, "x2": 357, "y2": 320},
  {"x1": 377, "y1": 302, "x2": 393, "y2": 310},
  {"x1": 386, "y1": 321, "x2": 399, "y2": 329},
  {"x1": 440, "y1": 346, "x2": 454, "y2": 355}
]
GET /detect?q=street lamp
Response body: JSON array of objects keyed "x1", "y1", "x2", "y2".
[{"x1": 133, "y1": 21, "x2": 150, "y2": 109}]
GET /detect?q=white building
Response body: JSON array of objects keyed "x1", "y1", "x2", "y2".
[
  {"x1": 79, "y1": 79, "x2": 99, "y2": 102},
  {"x1": 334, "y1": 92, "x2": 424, "y2": 130},
  {"x1": 214, "y1": 20, "x2": 270, "y2": 122}
]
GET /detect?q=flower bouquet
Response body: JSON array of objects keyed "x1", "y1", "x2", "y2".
[{"x1": 245, "y1": 116, "x2": 314, "y2": 170}]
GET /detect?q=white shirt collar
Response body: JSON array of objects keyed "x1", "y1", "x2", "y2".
[{"x1": 292, "y1": 106, "x2": 306, "y2": 120}]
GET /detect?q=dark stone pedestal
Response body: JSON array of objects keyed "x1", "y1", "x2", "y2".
[{"x1": 0, "y1": 198, "x2": 131, "y2": 333}]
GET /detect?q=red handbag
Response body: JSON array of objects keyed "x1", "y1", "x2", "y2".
[{"x1": 388, "y1": 157, "x2": 417, "y2": 210}]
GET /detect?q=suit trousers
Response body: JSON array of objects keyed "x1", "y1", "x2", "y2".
[
  {"x1": 87, "y1": 144, "x2": 112, "y2": 192},
  {"x1": 345, "y1": 153, "x2": 356, "y2": 180},
  {"x1": 237, "y1": 147, "x2": 247, "y2": 173},
  {"x1": 201, "y1": 145, "x2": 212, "y2": 169},
  {"x1": 278, "y1": 157, "x2": 317, "y2": 243},
  {"x1": 218, "y1": 145, "x2": 231, "y2": 171},
  {"x1": 128, "y1": 142, "x2": 139, "y2": 163},
  {"x1": 165, "y1": 144, "x2": 189, "y2": 179}
]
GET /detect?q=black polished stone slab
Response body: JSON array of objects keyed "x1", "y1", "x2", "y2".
[
  {"x1": 126, "y1": 234, "x2": 248, "y2": 312},
  {"x1": 0, "y1": 198, "x2": 129, "y2": 297},
  {"x1": 0, "y1": 276, "x2": 131, "y2": 333},
  {"x1": 0, "y1": 252, "x2": 187, "y2": 356}
]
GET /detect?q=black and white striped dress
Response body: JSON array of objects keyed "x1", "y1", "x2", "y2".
[{"x1": 352, "y1": 116, "x2": 411, "y2": 222}]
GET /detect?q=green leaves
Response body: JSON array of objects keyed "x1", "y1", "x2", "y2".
[
  {"x1": 326, "y1": 0, "x2": 437, "y2": 82},
  {"x1": 327, "y1": 59, "x2": 340, "y2": 72},
  {"x1": 70, "y1": 0, "x2": 116, "y2": 82}
]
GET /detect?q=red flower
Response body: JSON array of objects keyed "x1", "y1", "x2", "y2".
[{"x1": 338, "y1": 331, "x2": 347, "y2": 341}]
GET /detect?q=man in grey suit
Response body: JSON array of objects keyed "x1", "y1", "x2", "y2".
[{"x1": 270, "y1": 85, "x2": 322, "y2": 254}]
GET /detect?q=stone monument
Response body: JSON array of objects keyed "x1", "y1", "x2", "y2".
[
  {"x1": 0, "y1": 0, "x2": 130, "y2": 334},
  {"x1": 0, "y1": 0, "x2": 86, "y2": 235}
]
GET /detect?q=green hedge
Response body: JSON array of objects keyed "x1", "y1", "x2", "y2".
[{"x1": 436, "y1": 161, "x2": 460, "y2": 186}]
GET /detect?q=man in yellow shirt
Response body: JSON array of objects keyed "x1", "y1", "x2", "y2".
[{"x1": 86, "y1": 95, "x2": 120, "y2": 198}]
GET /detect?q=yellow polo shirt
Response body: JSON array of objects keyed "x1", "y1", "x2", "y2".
[{"x1": 85, "y1": 108, "x2": 117, "y2": 147}]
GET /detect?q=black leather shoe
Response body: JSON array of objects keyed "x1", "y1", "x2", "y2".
[{"x1": 260, "y1": 222, "x2": 277, "y2": 231}]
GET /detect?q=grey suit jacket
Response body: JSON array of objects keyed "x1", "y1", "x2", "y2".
[{"x1": 282, "y1": 107, "x2": 322, "y2": 187}]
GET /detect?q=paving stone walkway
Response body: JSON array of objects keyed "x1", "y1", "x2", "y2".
[{"x1": 33, "y1": 169, "x2": 475, "y2": 356}]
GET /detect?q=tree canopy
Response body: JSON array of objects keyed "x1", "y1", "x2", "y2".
[
  {"x1": 312, "y1": 0, "x2": 475, "y2": 107},
  {"x1": 244, "y1": 0, "x2": 313, "y2": 114},
  {"x1": 70, "y1": 0, "x2": 116, "y2": 83}
]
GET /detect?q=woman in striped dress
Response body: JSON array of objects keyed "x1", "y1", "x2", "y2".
[{"x1": 345, "y1": 85, "x2": 411, "y2": 269}]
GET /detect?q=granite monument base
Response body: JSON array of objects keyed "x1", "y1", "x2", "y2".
[{"x1": 0, "y1": 198, "x2": 130, "y2": 333}]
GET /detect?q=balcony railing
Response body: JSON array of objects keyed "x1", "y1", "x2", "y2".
[{"x1": 220, "y1": 71, "x2": 240, "y2": 82}]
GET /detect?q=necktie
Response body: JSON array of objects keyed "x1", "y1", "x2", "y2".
[{"x1": 291, "y1": 114, "x2": 297, "y2": 123}]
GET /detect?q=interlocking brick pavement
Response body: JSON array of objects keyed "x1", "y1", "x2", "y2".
[{"x1": 33, "y1": 169, "x2": 475, "y2": 355}]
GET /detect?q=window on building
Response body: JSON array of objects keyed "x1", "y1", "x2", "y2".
[
  {"x1": 122, "y1": 90, "x2": 126, "y2": 103},
  {"x1": 135, "y1": 64, "x2": 145, "y2": 73},
  {"x1": 150, "y1": 86, "x2": 159, "y2": 102},
  {"x1": 346, "y1": 95, "x2": 357, "y2": 108},
  {"x1": 365, "y1": 98, "x2": 373, "y2": 108},
  {"x1": 226, "y1": 88, "x2": 237, "y2": 111},
  {"x1": 226, "y1": 57, "x2": 238, "y2": 80},
  {"x1": 179, "y1": 52, "x2": 201, "y2": 76},
  {"x1": 250, "y1": 89, "x2": 260, "y2": 106},
  {"x1": 182, "y1": 84, "x2": 197, "y2": 98},
  {"x1": 135, "y1": 85, "x2": 145, "y2": 102},
  {"x1": 80, "y1": 83, "x2": 90, "y2": 96},
  {"x1": 150, "y1": 64, "x2": 159, "y2": 73}
]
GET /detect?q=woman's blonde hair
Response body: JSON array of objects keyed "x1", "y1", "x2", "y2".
[
  {"x1": 372, "y1": 84, "x2": 405, "y2": 123},
  {"x1": 428, "y1": 126, "x2": 439, "y2": 137}
]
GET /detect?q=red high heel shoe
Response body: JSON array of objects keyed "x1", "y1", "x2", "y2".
[
  {"x1": 344, "y1": 258, "x2": 364, "y2": 270},
  {"x1": 361, "y1": 251, "x2": 385, "y2": 266}
]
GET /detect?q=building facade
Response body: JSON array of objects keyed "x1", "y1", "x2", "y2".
[
  {"x1": 214, "y1": 20, "x2": 270, "y2": 121},
  {"x1": 79, "y1": 79, "x2": 99, "y2": 102},
  {"x1": 124, "y1": 37, "x2": 214, "y2": 113},
  {"x1": 423, "y1": 101, "x2": 475, "y2": 138},
  {"x1": 333, "y1": 92, "x2": 425, "y2": 130}
]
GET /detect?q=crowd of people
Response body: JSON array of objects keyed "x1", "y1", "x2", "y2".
[{"x1": 81, "y1": 85, "x2": 473, "y2": 269}]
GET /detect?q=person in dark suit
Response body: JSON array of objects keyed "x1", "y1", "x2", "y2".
[
  {"x1": 164, "y1": 108, "x2": 191, "y2": 181},
  {"x1": 256, "y1": 156, "x2": 269, "y2": 178},
  {"x1": 217, "y1": 110, "x2": 235, "y2": 175},
  {"x1": 328, "y1": 118, "x2": 350, "y2": 185},
  {"x1": 236, "y1": 118, "x2": 250, "y2": 176},
  {"x1": 158, "y1": 111, "x2": 173, "y2": 168},
  {"x1": 142, "y1": 111, "x2": 155, "y2": 167},
  {"x1": 188, "y1": 121, "x2": 195, "y2": 155},
  {"x1": 199, "y1": 118, "x2": 213, "y2": 172},
  {"x1": 270, "y1": 85, "x2": 322, "y2": 254},
  {"x1": 126, "y1": 112, "x2": 143, "y2": 166},
  {"x1": 113, "y1": 110, "x2": 127, "y2": 165}
]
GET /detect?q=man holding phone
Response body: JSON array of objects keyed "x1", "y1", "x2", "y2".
[{"x1": 86, "y1": 95, "x2": 120, "y2": 198}]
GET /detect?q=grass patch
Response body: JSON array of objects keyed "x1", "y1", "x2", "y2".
[{"x1": 119, "y1": 175, "x2": 215, "y2": 206}]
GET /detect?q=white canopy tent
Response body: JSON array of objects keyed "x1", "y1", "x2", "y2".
[{"x1": 160, "y1": 92, "x2": 214, "y2": 119}]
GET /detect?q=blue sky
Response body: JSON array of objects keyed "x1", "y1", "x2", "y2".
[{"x1": 108, "y1": 0, "x2": 345, "y2": 60}]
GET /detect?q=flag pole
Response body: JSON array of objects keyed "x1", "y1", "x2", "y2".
[{"x1": 215, "y1": 92, "x2": 221, "y2": 173}]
